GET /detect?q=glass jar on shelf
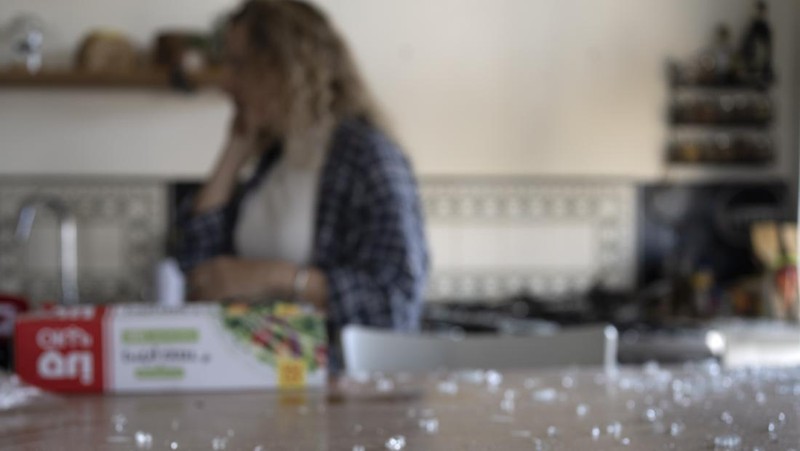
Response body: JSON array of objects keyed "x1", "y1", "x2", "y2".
[{"x1": 3, "y1": 15, "x2": 46, "y2": 73}]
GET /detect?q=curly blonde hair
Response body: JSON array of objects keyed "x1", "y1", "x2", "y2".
[{"x1": 229, "y1": 0, "x2": 383, "y2": 167}]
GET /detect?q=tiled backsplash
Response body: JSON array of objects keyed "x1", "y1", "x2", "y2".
[
  {"x1": 421, "y1": 179, "x2": 636, "y2": 302},
  {"x1": 0, "y1": 178, "x2": 636, "y2": 305},
  {"x1": 0, "y1": 180, "x2": 166, "y2": 304}
]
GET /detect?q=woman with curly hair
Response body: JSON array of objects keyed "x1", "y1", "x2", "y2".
[{"x1": 178, "y1": 0, "x2": 428, "y2": 367}]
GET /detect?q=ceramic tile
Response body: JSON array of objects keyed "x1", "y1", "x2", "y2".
[
  {"x1": 0, "y1": 180, "x2": 166, "y2": 304},
  {"x1": 420, "y1": 178, "x2": 636, "y2": 302}
]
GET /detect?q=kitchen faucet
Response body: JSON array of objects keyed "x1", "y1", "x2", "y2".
[{"x1": 14, "y1": 196, "x2": 79, "y2": 305}]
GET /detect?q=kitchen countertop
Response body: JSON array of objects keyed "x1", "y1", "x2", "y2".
[
  {"x1": 1, "y1": 363, "x2": 798, "y2": 450},
  {"x1": 427, "y1": 300, "x2": 800, "y2": 367},
  {"x1": 711, "y1": 319, "x2": 800, "y2": 368}
]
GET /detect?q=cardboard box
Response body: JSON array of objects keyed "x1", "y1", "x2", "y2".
[{"x1": 14, "y1": 302, "x2": 327, "y2": 393}]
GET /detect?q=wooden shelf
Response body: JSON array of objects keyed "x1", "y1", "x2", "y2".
[
  {"x1": 669, "y1": 120, "x2": 772, "y2": 128},
  {"x1": 669, "y1": 81, "x2": 771, "y2": 91},
  {"x1": 661, "y1": 165, "x2": 786, "y2": 184},
  {"x1": 0, "y1": 68, "x2": 223, "y2": 91}
]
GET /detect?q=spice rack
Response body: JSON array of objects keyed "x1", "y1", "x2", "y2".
[{"x1": 666, "y1": 61, "x2": 775, "y2": 166}]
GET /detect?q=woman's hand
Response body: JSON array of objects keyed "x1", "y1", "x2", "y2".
[
  {"x1": 188, "y1": 256, "x2": 241, "y2": 301},
  {"x1": 192, "y1": 100, "x2": 268, "y2": 215},
  {"x1": 187, "y1": 257, "x2": 329, "y2": 310},
  {"x1": 229, "y1": 97, "x2": 249, "y2": 137},
  {"x1": 224, "y1": 98, "x2": 266, "y2": 169},
  {"x1": 188, "y1": 257, "x2": 284, "y2": 301}
]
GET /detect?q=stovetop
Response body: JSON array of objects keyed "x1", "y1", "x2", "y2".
[{"x1": 422, "y1": 295, "x2": 721, "y2": 364}]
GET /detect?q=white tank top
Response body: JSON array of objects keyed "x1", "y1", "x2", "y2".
[{"x1": 233, "y1": 155, "x2": 321, "y2": 266}]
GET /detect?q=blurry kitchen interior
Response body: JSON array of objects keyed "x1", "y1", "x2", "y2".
[{"x1": 0, "y1": 0, "x2": 799, "y2": 371}]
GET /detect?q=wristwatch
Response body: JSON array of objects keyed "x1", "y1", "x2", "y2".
[{"x1": 292, "y1": 267, "x2": 310, "y2": 301}]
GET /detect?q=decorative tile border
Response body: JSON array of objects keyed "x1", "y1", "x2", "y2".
[
  {"x1": 0, "y1": 180, "x2": 166, "y2": 304},
  {"x1": 0, "y1": 177, "x2": 637, "y2": 306},
  {"x1": 419, "y1": 178, "x2": 637, "y2": 302}
]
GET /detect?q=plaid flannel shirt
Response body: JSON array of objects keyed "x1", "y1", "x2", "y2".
[{"x1": 178, "y1": 118, "x2": 429, "y2": 342}]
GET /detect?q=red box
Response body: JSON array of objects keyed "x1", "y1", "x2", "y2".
[
  {"x1": 15, "y1": 306, "x2": 105, "y2": 393},
  {"x1": 14, "y1": 303, "x2": 327, "y2": 394}
]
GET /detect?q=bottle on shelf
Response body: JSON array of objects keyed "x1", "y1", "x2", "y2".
[{"x1": 738, "y1": 0, "x2": 775, "y2": 88}]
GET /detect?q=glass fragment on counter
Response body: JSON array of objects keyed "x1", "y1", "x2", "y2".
[
  {"x1": 211, "y1": 436, "x2": 228, "y2": 450},
  {"x1": 375, "y1": 376, "x2": 395, "y2": 393},
  {"x1": 643, "y1": 407, "x2": 663, "y2": 423},
  {"x1": 524, "y1": 377, "x2": 539, "y2": 389},
  {"x1": 384, "y1": 435, "x2": 406, "y2": 450},
  {"x1": 134, "y1": 431, "x2": 153, "y2": 449},
  {"x1": 713, "y1": 434, "x2": 741, "y2": 449},
  {"x1": 720, "y1": 410, "x2": 734, "y2": 425},
  {"x1": 532, "y1": 388, "x2": 558, "y2": 403},
  {"x1": 111, "y1": 413, "x2": 127, "y2": 433},
  {"x1": 606, "y1": 421, "x2": 623, "y2": 439},
  {"x1": 485, "y1": 370, "x2": 503, "y2": 389},
  {"x1": 436, "y1": 379, "x2": 458, "y2": 395},
  {"x1": 418, "y1": 417, "x2": 439, "y2": 434},
  {"x1": 669, "y1": 421, "x2": 685, "y2": 437},
  {"x1": 0, "y1": 373, "x2": 42, "y2": 410}
]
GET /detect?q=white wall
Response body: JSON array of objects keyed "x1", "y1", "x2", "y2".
[
  {"x1": 0, "y1": 0, "x2": 235, "y2": 177},
  {"x1": 0, "y1": 0, "x2": 796, "y2": 178}
]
